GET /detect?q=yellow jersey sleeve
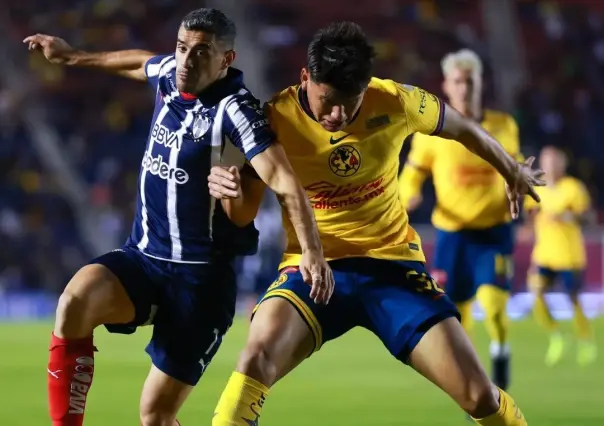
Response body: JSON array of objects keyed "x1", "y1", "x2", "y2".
[
  {"x1": 569, "y1": 180, "x2": 591, "y2": 214},
  {"x1": 399, "y1": 134, "x2": 433, "y2": 206},
  {"x1": 398, "y1": 84, "x2": 445, "y2": 136}
]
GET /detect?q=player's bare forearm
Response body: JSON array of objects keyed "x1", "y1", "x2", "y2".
[
  {"x1": 66, "y1": 50, "x2": 155, "y2": 81},
  {"x1": 24, "y1": 34, "x2": 153, "y2": 81},
  {"x1": 221, "y1": 175, "x2": 266, "y2": 227},
  {"x1": 250, "y1": 145, "x2": 323, "y2": 254},
  {"x1": 439, "y1": 104, "x2": 519, "y2": 183}
]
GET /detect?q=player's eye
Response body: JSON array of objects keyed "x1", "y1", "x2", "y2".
[{"x1": 177, "y1": 45, "x2": 187, "y2": 53}]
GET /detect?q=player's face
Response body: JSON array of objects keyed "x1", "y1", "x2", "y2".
[
  {"x1": 301, "y1": 68, "x2": 364, "y2": 132},
  {"x1": 540, "y1": 148, "x2": 566, "y2": 180},
  {"x1": 175, "y1": 26, "x2": 235, "y2": 94},
  {"x1": 442, "y1": 67, "x2": 481, "y2": 114}
]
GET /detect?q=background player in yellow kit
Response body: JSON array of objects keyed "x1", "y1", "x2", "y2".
[
  {"x1": 400, "y1": 49, "x2": 522, "y2": 392},
  {"x1": 524, "y1": 146, "x2": 597, "y2": 366},
  {"x1": 210, "y1": 22, "x2": 543, "y2": 426}
]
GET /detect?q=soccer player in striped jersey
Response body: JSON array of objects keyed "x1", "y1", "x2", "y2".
[{"x1": 25, "y1": 8, "x2": 332, "y2": 426}]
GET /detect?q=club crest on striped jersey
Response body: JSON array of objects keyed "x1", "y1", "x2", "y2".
[{"x1": 190, "y1": 112, "x2": 212, "y2": 141}]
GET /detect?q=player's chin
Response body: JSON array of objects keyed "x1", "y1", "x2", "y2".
[
  {"x1": 175, "y1": 77, "x2": 193, "y2": 93},
  {"x1": 321, "y1": 121, "x2": 346, "y2": 132}
]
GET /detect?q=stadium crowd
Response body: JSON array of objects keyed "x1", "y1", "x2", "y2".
[{"x1": 2, "y1": 0, "x2": 604, "y2": 292}]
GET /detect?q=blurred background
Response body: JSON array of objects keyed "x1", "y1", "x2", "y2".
[{"x1": 1, "y1": 0, "x2": 603, "y2": 425}]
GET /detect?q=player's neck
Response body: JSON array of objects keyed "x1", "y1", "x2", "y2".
[{"x1": 546, "y1": 175, "x2": 564, "y2": 186}]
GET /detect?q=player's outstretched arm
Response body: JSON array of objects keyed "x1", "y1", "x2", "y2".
[
  {"x1": 23, "y1": 34, "x2": 154, "y2": 82},
  {"x1": 438, "y1": 103, "x2": 546, "y2": 218}
]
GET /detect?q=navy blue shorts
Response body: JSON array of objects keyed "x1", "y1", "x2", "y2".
[
  {"x1": 91, "y1": 246, "x2": 236, "y2": 386},
  {"x1": 531, "y1": 266, "x2": 585, "y2": 294},
  {"x1": 432, "y1": 223, "x2": 514, "y2": 303},
  {"x1": 254, "y1": 258, "x2": 459, "y2": 363}
]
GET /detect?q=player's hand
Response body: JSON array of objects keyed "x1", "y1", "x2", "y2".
[
  {"x1": 23, "y1": 34, "x2": 75, "y2": 65},
  {"x1": 299, "y1": 250, "x2": 334, "y2": 305},
  {"x1": 208, "y1": 166, "x2": 241, "y2": 199},
  {"x1": 505, "y1": 156, "x2": 546, "y2": 220}
]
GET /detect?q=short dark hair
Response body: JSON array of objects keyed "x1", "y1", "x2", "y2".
[
  {"x1": 181, "y1": 8, "x2": 236, "y2": 49},
  {"x1": 307, "y1": 22, "x2": 375, "y2": 96}
]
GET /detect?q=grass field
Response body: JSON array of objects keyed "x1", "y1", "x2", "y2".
[{"x1": 1, "y1": 318, "x2": 602, "y2": 425}]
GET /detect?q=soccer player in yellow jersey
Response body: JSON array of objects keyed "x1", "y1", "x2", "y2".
[
  {"x1": 524, "y1": 146, "x2": 597, "y2": 366},
  {"x1": 400, "y1": 49, "x2": 521, "y2": 392},
  {"x1": 210, "y1": 22, "x2": 543, "y2": 426}
]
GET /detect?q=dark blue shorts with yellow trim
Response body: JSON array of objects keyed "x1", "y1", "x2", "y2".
[
  {"x1": 432, "y1": 223, "x2": 514, "y2": 303},
  {"x1": 254, "y1": 258, "x2": 459, "y2": 362},
  {"x1": 531, "y1": 267, "x2": 584, "y2": 294}
]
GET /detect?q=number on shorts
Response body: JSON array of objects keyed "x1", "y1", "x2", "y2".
[
  {"x1": 406, "y1": 270, "x2": 445, "y2": 294},
  {"x1": 199, "y1": 328, "x2": 222, "y2": 372}
]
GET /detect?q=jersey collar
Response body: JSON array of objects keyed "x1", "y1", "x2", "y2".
[{"x1": 180, "y1": 68, "x2": 245, "y2": 105}]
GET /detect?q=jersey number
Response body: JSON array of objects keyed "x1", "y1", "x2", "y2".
[
  {"x1": 199, "y1": 328, "x2": 222, "y2": 372},
  {"x1": 406, "y1": 270, "x2": 445, "y2": 295}
]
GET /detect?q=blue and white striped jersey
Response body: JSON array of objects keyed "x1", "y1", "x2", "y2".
[{"x1": 126, "y1": 54, "x2": 273, "y2": 263}]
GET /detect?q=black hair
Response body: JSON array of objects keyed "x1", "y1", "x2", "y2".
[
  {"x1": 181, "y1": 8, "x2": 236, "y2": 49},
  {"x1": 307, "y1": 21, "x2": 375, "y2": 97}
]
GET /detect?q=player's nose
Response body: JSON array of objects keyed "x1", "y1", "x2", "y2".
[{"x1": 330, "y1": 105, "x2": 346, "y2": 122}]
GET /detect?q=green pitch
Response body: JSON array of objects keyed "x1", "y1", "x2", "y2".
[{"x1": 1, "y1": 319, "x2": 602, "y2": 425}]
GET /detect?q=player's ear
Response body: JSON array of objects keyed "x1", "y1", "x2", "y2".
[
  {"x1": 441, "y1": 79, "x2": 448, "y2": 97},
  {"x1": 300, "y1": 68, "x2": 309, "y2": 89},
  {"x1": 223, "y1": 50, "x2": 236, "y2": 69}
]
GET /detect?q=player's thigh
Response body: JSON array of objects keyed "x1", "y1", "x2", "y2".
[
  {"x1": 431, "y1": 230, "x2": 474, "y2": 303},
  {"x1": 140, "y1": 364, "x2": 193, "y2": 426},
  {"x1": 244, "y1": 298, "x2": 314, "y2": 384},
  {"x1": 247, "y1": 265, "x2": 356, "y2": 384},
  {"x1": 245, "y1": 268, "x2": 320, "y2": 381},
  {"x1": 359, "y1": 260, "x2": 460, "y2": 362},
  {"x1": 146, "y1": 257, "x2": 237, "y2": 388},
  {"x1": 408, "y1": 316, "x2": 499, "y2": 416},
  {"x1": 55, "y1": 248, "x2": 152, "y2": 335}
]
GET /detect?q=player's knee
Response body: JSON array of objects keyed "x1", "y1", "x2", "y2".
[
  {"x1": 139, "y1": 410, "x2": 177, "y2": 426},
  {"x1": 460, "y1": 382, "x2": 500, "y2": 419},
  {"x1": 236, "y1": 342, "x2": 278, "y2": 387},
  {"x1": 55, "y1": 288, "x2": 98, "y2": 338}
]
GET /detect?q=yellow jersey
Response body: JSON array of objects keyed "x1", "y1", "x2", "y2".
[
  {"x1": 266, "y1": 80, "x2": 445, "y2": 269},
  {"x1": 525, "y1": 177, "x2": 589, "y2": 270},
  {"x1": 400, "y1": 110, "x2": 522, "y2": 231}
]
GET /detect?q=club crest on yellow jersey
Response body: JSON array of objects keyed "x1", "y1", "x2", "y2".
[{"x1": 328, "y1": 145, "x2": 362, "y2": 177}]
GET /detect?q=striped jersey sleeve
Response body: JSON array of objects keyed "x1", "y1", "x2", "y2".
[
  {"x1": 223, "y1": 95, "x2": 275, "y2": 161},
  {"x1": 144, "y1": 55, "x2": 174, "y2": 90}
]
